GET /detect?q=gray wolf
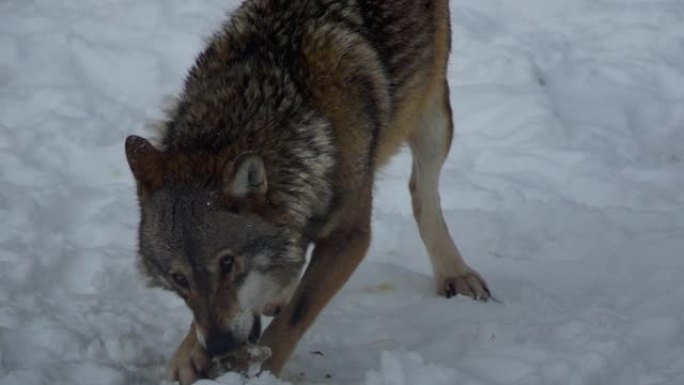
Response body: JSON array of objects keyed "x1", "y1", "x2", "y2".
[{"x1": 125, "y1": 0, "x2": 490, "y2": 383}]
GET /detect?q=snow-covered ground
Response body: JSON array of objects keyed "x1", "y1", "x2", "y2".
[{"x1": 1, "y1": 0, "x2": 683, "y2": 384}]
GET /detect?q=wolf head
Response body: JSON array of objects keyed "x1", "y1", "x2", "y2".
[{"x1": 125, "y1": 135, "x2": 305, "y2": 356}]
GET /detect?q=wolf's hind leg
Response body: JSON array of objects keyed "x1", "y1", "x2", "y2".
[{"x1": 408, "y1": 82, "x2": 490, "y2": 300}]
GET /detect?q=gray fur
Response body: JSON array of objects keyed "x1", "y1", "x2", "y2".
[{"x1": 138, "y1": 187, "x2": 304, "y2": 290}]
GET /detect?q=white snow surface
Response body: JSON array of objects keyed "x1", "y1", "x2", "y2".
[{"x1": 1, "y1": 0, "x2": 683, "y2": 384}]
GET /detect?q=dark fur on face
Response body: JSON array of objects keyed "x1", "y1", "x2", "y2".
[{"x1": 138, "y1": 187, "x2": 303, "y2": 291}]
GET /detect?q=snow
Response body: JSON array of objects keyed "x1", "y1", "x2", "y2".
[{"x1": 1, "y1": 0, "x2": 683, "y2": 384}]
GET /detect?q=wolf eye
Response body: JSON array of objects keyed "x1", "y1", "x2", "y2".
[
  {"x1": 219, "y1": 255, "x2": 235, "y2": 275},
  {"x1": 171, "y1": 273, "x2": 189, "y2": 289}
]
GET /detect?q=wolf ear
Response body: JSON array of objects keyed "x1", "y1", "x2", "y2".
[
  {"x1": 224, "y1": 154, "x2": 268, "y2": 199},
  {"x1": 125, "y1": 135, "x2": 162, "y2": 193}
]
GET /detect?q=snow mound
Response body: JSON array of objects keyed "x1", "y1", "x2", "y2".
[
  {"x1": 364, "y1": 351, "x2": 466, "y2": 385},
  {"x1": 196, "y1": 372, "x2": 290, "y2": 385}
]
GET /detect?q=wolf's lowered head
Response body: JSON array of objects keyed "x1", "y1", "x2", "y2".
[{"x1": 125, "y1": 135, "x2": 304, "y2": 357}]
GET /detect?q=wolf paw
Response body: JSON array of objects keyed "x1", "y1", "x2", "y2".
[
  {"x1": 438, "y1": 270, "x2": 490, "y2": 301},
  {"x1": 168, "y1": 337, "x2": 211, "y2": 385}
]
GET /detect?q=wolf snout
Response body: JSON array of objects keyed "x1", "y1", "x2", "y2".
[
  {"x1": 205, "y1": 331, "x2": 242, "y2": 356},
  {"x1": 205, "y1": 315, "x2": 262, "y2": 357}
]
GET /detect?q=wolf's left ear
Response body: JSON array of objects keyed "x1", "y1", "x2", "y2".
[
  {"x1": 125, "y1": 135, "x2": 163, "y2": 195},
  {"x1": 224, "y1": 154, "x2": 268, "y2": 200}
]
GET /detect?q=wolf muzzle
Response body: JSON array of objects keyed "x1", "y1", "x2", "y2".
[{"x1": 205, "y1": 315, "x2": 261, "y2": 356}]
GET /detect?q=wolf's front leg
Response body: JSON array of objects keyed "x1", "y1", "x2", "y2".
[
  {"x1": 259, "y1": 191, "x2": 373, "y2": 375},
  {"x1": 168, "y1": 322, "x2": 211, "y2": 385}
]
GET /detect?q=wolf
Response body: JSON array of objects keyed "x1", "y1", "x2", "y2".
[{"x1": 125, "y1": 0, "x2": 491, "y2": 383}]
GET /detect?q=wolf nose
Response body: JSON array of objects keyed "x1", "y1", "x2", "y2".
[
  {"x1": 205, "y1": 331, "x2": 241, "y2": 356},
  {"x1": 249, "y1": 315, "x2": 262, "y2": 343}
]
